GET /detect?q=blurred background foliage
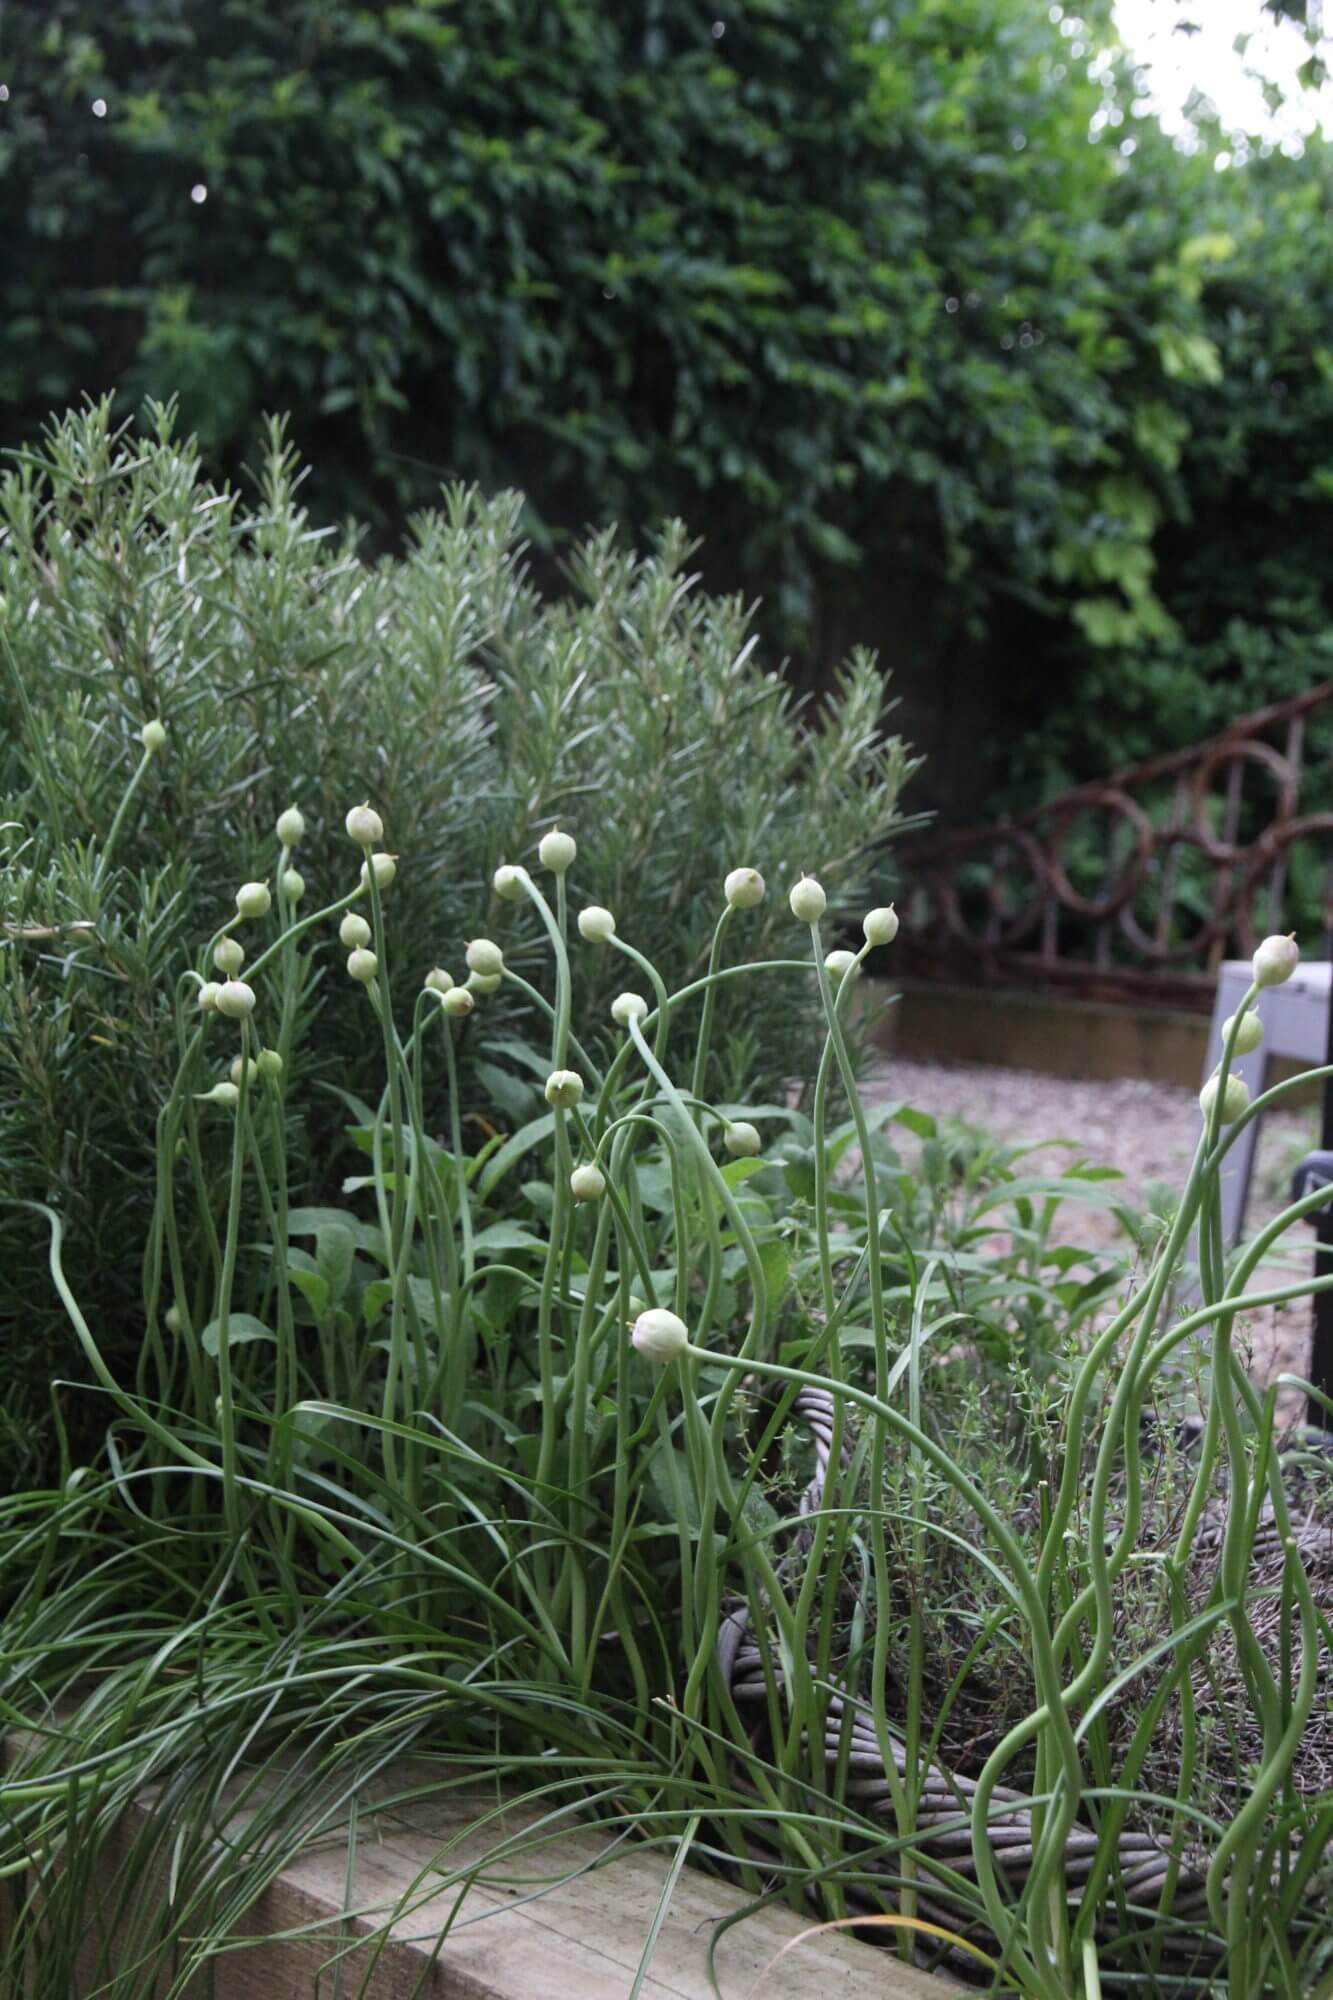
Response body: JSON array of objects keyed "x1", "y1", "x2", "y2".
[{"x1": 3, "y1": 0, "x2": 1331, "y2": 818}]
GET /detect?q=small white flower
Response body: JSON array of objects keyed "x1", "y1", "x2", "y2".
[
  {"x1": 723, "y1": 1120, "x2": 762, "y2": 1158},
  {"x1": 538, "y1": 827, "x2": 577, "y2": 874},
  {"x1": 578, "y1": 905, "x2": 616, "y2": 943},
  {"x1": 139, "y1": 718, "x2": 167, "y2": 753},
  {"x1": 345, "y1": 802, "x2": 383, "y2": 847},
  {"x1": 570, "y1": 1163, "x2": 606, "y2": 1202},
  {"x1": 465, "y1": 937, "x2": 504, "y2": 977},
  {"x1": 863, "y1": 905, "x2": 898, "y2": 947},
  {"x1": 235, "y1": 881, "x2": 272, "y2": 920},
  {"x1": 1199, "y1": 1072, "x2": 1250, "y2": 1124},
  {"x1": 611, "y1": 991, "x2": 648, "y2": 1027},
  {"x1": 724, "y1": 867, "x2": 765, "y2": 910},
  {"x1": 282, "y1": 868, "x2": 305, "y2": 903},
  {"x1": 631, "y1": 1308, "x2": 689, "y2": 1363},
  {"x1": 442, "y1": 986, "x2": 475, "y2": 1018},
  {"x1": 824, "y1": 948, "x2": 858, "y2": 980},
  {"x1": 340, "y1": 912, "x2": 372, "y2": 949},
  {"x1": 276, "y1": 805, "x2": 305, "y2": 847},
  {"x1": 214, "y1": 980, "x2": 256, "y2": 1020},
  {"x1": 1222, "y1": 1012, "x2": 1263, "y2": 1055},
  {"x1": 545, "y1": 1068, "x2": 584, "y2": 1109},
  {"x1": 1252, "y1": 933, "x2": 1299, "y2": 989},
  {"x1": 424, "y1": 967, "x2": 454, "y2": 993},
  {"x1": 359, "y1": 853, "x2": 397, "y2": 891},
  {"x1": 347, "y1": 948, "x2": 378, "y2": 984},
  {"x1": 493, "y1": 864, "x2": 524, "y2": 901},
  {"x1": 213, "y1": 936, "x2": 245, "y2": 976},
  {"x1": 789, "y1": 875, "x2": 827, "y2": 923}
]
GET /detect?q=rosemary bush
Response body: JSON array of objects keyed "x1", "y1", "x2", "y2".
[
  {"x1": 0, "y1": 400, "x2": 915, "y2": 1474},
  {"x1": 2, "y1": 802, "x2": 1331, "y2": 1998}
]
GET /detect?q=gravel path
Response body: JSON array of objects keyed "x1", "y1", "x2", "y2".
[{"x1": 866, "y1": 1056, "x2": 1321, "y2": 1422}]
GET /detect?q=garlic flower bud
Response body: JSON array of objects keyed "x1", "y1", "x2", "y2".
[
  {"x1": 789, "y1": 876, "x2": 826, "y2": 923},
  {"x1": 631, "y1": 1308, "x2": 689, "y2": 1364},
  {"x1": 863, "y1": 905, "x2": 899, "y2": 947},
  {"x1": 723, "y1": 1120, "x2": 762, "y2": 1158},
  {"x1": 276, "y1": 805, "x2": 305, "y2": 847},
  {"x1": 229, "y1": 1054, "x2": 258, "y2": 1088},
  {"x1": 493, "y1": 864, "x2": 524, "y2": 902},
  {"x1": 197, "y1": 1081, "x2": 240, "y2": 1108},
  {"x1": 570, "y1": 1163, "x2": 606, "y2": 1203},
  {"x1": 213, "y1": 936, "x2": 245, "y2": 976},
  {"x1": 577, "y1": 905, "x2": 616, "y2": 943},
  {"x1": 465, "y1": 938, "x2": 504, "y2": 977},
  {"x1": 724, "y1": 867, "x2": 765, "y2": 910},
  {"x1": 345, "y1": 802, "x2": 383, "y2": 847},
  {"x1": 139, "y1": 718, "x2": 167, "y2": 753},
  {"x1": 214, "y1": 980, "x2": 256, "y2": 1020},
  {"x1": 467, "y1": 971, "x2": 502, "y2": 995},
  {"x1": 359, "y1": 853, "x2": 397, "y2": 892},
  {"x1": 359, "y1": 853, "x2": 398, "y2": 892},
  {"x1": 1252, "y1": 933, "x2": 1299, "y2": 989},
  {"x1": 424, "y1": 967, "x2": 454, "y2": 994},
  {"x1": 198, "y1": 981, "x2": 221, "y2": 1012},
  {"x1": 347, "y1": 948, "x2": 378, "y2": 984},
  {"x1": 442, "y1": 986, "x2": 475, "y2": 1018},
  {"x1": 1222, "y1": 1012, "x2": 1263, "y2": 1055},
  {"x1": 282, "y1": 868, "x2": 305, "y2": 903},
  {"x1": 340, "y1": 912, "x2": 372, "y2": 949},
  {"x1": 544, "y1": 1069, "x2": 584, "y2": 1109},
  {"x1": 235, "y1": 882, "x2": 272, "y2": 920},
  {"x1": 538, "y1": 827, "x2": 576, "y2": 874},
  {"x1": 255, "y1": 1048, "x2": 283, "y2": 1079},
  {"x1": 1199, "y1": 1072, "x2": 1250, "y2": 1124},
  {"x1": 611, "y1": 991, "x2": 648, "y2": 1027},
  {"x1": 824, "y1": 949, "x2": 858, "y2": 980}
]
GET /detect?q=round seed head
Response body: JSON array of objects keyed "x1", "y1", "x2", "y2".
[
  {"x1": 545, "y1": 1068, "x2": 584, "y2": 1110},
  {"x1": 1199, "y1": 1072, "x2": 1250, "y2": 1124},
  {"x1": 345, "y1": 802, "x2": 383, "y2": 847},
  {"x1": 214, "y1": 979, "x2": 256, "y2": 1020},
  {"x1": 577, "y1": 905, "x2": 616, "y2": 943},
  {"x1": 570, "y1": 1163, "x2": 606, "y2": 1203},
  {"x1": 631, "y1": 1308, "x2": 689, "y2": 1364},
  {"x1": 538, "y1": 827, "x2": 577, "y2": 874},
  {"x1": 1222, "y1": 1011, "x2": 1263, "y2": 1055},
  {"x1": 789, "y1": 875, "x2": 827, "y2": 923},
  {"x1": 863, "y1": 905, "x2": 899, "y2": 947},
  {"x1": 724, "y1": 866, "x2": 765, "y2": 911},
  {"x1": 465, "y1": 937, "x2": 504, "y2": 977},
  {"x1": 1252, "y1": 933, "x2": 1299, "y2": 989}
]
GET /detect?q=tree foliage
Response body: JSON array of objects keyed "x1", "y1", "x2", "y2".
[{"x1": 2, "y1": 0, "x2": 1331, "y2": 799}]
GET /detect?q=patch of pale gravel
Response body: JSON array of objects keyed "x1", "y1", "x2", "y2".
[{"x1": 866, "y1": 1055, "x2": 1319, "y2": 1420}]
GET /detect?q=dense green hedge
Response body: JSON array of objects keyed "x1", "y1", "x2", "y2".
[{"x1": 8, "y1": 0, "x2": 1332, "y2": 806}]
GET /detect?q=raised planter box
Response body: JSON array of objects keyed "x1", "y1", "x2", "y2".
[{"x1": 1, "y1": 1738, "x2": 963, "y2": 1999}]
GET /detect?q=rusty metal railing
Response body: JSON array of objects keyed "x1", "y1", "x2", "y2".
[{"x1": 899, "y1": 680, "x2": 1333, "y2": 1010}]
